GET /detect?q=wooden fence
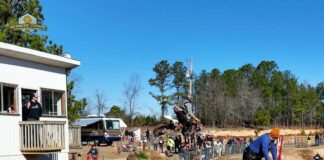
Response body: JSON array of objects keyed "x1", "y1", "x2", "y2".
[{"x1": 69, "y1": 126, "x2": 81, "y2": 148}]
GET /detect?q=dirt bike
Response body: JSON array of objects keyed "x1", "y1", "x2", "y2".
[
  {"x1": 153, "y1": 116, "x2": 201, "y2": 137},
  {"x1": 121, "y1": 144, "x2": 136, "y2": 152}
]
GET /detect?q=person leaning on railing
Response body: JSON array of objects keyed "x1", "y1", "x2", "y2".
[
  {"x1": 243, "y1": 128, "x2": 280, "y2": 160},
  {"x1": 23, "y1": 93, "x2": 42, "y2": 121}
]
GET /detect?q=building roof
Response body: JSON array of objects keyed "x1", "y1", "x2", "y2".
[
  {"x1": 72, "y1": 118, "x2": 101, "y2": 126},
  {"x1": 72, "y1": 117, "x2": 128, "y2": 128},
  {"x1": 0, "y1": 42, "x2": 80, "y2": 69}
]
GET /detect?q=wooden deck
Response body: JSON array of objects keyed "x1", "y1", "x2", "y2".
[{"x1": 19, "y1": 121, "x2": 66, "y2": 152}]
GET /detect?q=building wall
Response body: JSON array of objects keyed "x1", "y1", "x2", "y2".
[
  {"x1": 0, "y1": 55, "x2": 69, "y2": 160},
  {"x1": 0, "y1": 55, "x2": 66, "y2": 91}
]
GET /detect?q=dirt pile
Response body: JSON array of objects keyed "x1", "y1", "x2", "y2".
[
  {"x1": 298, "y1": 149, "x2": 313, "y2": 160},
  {"x1": 204, "y1": 127, "x2": 320, "y2": 137}
]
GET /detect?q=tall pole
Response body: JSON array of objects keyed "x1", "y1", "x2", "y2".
[{"x1": 189, "y1": 58, "x2": 193, "y2": 97}]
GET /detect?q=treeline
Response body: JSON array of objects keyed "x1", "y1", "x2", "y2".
[
  {"x1": 194, "y1": 61, "x2": 324, "y2": 127},
  {"x1": 104, "y1": 105, "x2": 160, "y2": 127},
  {"x1": 148, "y1": 60, "x2": 324, "y2": 128}
]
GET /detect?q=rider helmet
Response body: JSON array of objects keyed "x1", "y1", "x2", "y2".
[{"x1": 182, "y1": 94, "x2": 192, "y2": 102}]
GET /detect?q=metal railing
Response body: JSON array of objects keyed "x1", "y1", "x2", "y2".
[
  {"x1": 179, "y1": 147, "x2": 224, "y2": 160},
  {"x1": 173, "y1": 136, "x2": 324, "y2": 160},
  {"x1": 19, "y1": 121, "x2": 66, "y2": 152}
]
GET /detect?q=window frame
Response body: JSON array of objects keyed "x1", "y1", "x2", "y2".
[
  {"x1": 0, "y1": 82, "x2": 18, "y2": 114},
  {"x1": 105, "y1": 120, "x2": 121, "y2": 130},
  {"x1": 40, "y1": 88, "x2": 66, "y2": 116}
]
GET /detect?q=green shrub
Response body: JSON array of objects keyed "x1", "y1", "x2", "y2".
[
  {"x1": 136, "y1": 151, "x2": 148, "y2": 160},
  {"x1": 300, "y1": 129, "x2": 306, "y2": 136}
]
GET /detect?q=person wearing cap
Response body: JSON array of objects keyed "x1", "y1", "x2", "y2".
[
  {"x1": 243, "y1": 128, "x2": 280, "y2": 160},
  {"x1": 175, "y1": 95, "x2": 197, "y2": 121},
  {"x1": 25, "y1": 93, "x2": 42, "y2": 121}
]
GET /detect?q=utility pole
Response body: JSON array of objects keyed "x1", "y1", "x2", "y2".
[
  {"x1": 188, "y1": 58, "x2": 193, "y2": 96},
  {"x1": 186, "y1": 58, "x2": 195, "y2": 114}
]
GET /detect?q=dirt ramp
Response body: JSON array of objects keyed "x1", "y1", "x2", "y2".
[
  {"x1": 283, "y1": 148, "x2": 314, "y2": 160},
  {"x1": 298, "y1": 149, "x2": 313, "y2": 160}
]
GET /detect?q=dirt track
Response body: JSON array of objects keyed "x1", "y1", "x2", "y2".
[
  {"x1": 79, "y1": 128, "x2": 324, "y2": 160},
  {"x1": 79, "y1": 143, "x2": 324, "y2": 160}
]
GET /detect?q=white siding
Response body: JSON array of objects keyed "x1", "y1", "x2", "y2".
[
  {"x1": 0, "y1": 55, "x2": 66, "y2": 90},
  {"x1": 0, "y1": 55, "x2": 69, "y2": 160}
]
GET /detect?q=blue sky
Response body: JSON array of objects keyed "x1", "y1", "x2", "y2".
[{"x1": 41, "y1": 0, "x2": 324, "y2": 115}]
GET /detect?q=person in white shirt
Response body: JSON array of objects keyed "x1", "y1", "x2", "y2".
[{"x1": 215, "y1": 140, "x2": 222, "y2": 157}]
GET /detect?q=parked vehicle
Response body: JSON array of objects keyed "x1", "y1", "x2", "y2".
[{"x1": 73, "y1": 115, "x2": 127, "y2": 146}]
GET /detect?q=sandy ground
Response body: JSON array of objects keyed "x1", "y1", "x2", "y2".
[
  {"x1": 216, "y1": 146, "x2": 324, "y2": 160},
  {"x1": 79, "y1": 128, "x2": 324, "y2": 160},
  {"x1": 204, "y1": 127, "x2": 321, "y2": 137},
  {"x1": 79, "y1": 144, "x2": 324, "y2": 160},
  {"x1": 80, "y1": 143, "x2": 130, "y2": 160}
]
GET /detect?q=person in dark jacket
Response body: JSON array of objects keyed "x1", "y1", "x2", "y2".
[
  {"x1": 146, "y1": 129, "x2": 150, "y2": 142},
  {"x1": 174, "y1": 95, "x2": 200, "y2": 138},
  {"x1": 175, "y1": 135, "x2": 182, "y2": 153},
  {"x1": 87, "y1": 145, "x2": 99, "y2": 160},
  {"x1": 243, "y1": 128, "x2": 280, "y2": 160},
  {"x1": 24, "y1": 93, "x2": 42, "y2": 121},
  {"x1": 315, "y1": 133, "x2": 320, "y2": 146}
]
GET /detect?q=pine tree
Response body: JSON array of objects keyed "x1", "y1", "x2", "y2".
[
  {"x1": 0, "y1": 0, "x2": 85, "y2": 122},
  {"x1": 0, "y1": 0, "x2": 63, "y2": 55}
]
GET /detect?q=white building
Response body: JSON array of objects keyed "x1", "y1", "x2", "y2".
[{"x1": 0, "y1": 42, "x2": 80, "y2": 160}]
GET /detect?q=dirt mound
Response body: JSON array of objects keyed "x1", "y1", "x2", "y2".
[
  {"x1": 126, "y1": 154, "x2": 136, "y2": 160},
  {"x1": 204, "y1": 127, "x2": 320, "y2": 137},
  {"x1": 146, "y1": 150, "x2": 164, "y2": 160},
  {"x1": 297, "y1": 149, "x2": 313, "y2": 160}
]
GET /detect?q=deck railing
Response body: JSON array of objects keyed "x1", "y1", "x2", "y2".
[
  {"x1": 69, "y1": 126, "x2": 81, "y2": 148},
  {"x1": 19, "y1": 121, "x2": 66, "y2": 152}
]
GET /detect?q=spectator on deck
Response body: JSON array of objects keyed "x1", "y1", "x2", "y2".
[{"x1": 23, "y1": 93, "x2": 42, "y2": 121}]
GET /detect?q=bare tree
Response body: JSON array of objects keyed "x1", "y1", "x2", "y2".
[
  {"x1": 94, "y1": 89, "x2": 107, "y2": 115},
  {"x1": 80, "y1": 97, "x2": 92, "y2": 117},
  {"x1": 123, "y1": 74, "x2": 142, "y2": 126}
]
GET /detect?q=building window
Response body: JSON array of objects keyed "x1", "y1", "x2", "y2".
[
  {"x1": 0, "y1": 83, "x2": 17, "y2": 114},
  {"x1": 41, "y1": 89, "x2": 65, "y2": 116}
]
